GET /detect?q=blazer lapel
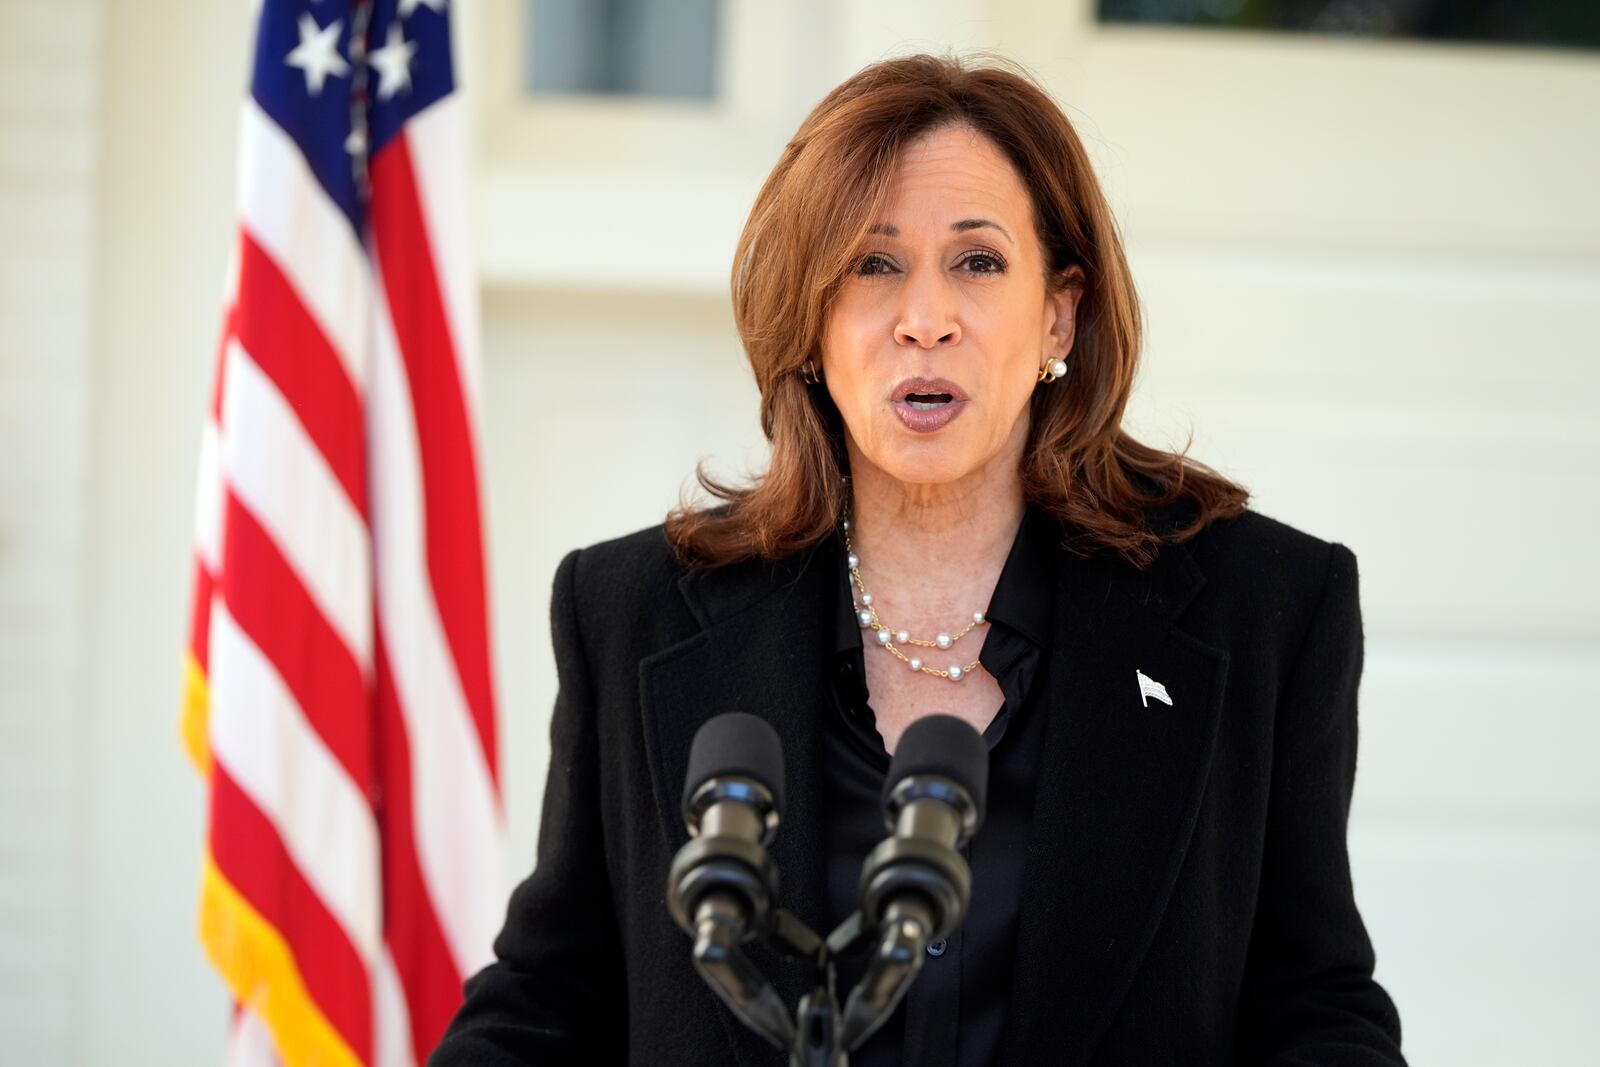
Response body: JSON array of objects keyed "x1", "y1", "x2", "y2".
[
  {"x1": 639, "y1": 540, "x2": 834, "y2": 1067},
  {"x1": 999, "y1": 536, "x2": 1229, "y2": 1064}
]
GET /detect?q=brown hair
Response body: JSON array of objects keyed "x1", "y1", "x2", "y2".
[{"x1": 665, "y1": 52, "x2": 1247, "y2": 570}]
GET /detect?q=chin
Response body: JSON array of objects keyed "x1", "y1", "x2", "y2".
[{"x1": 873, "y1": 439, "x2": 982, "y2": 488}]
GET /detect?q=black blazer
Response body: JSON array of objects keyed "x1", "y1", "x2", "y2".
[{"x1": 432, "y1": 505, "x2": 1406, "y2": 1066}]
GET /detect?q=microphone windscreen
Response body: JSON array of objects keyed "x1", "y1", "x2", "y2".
[
  {"x1": 882, "y1": 714, "x2": 988, "y2": 822},
  {"x1": 683, "y1": 712, "x2": 786, "y2": 816}
]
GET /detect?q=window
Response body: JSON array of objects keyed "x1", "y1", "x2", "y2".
[
  {"x1": 1097, "y1": 0, "x2": 1600, "y2": 52},
  {"x1": 526, "y1": 0, "x2": 721, "y2": 99}
]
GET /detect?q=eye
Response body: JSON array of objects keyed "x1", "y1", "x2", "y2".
[
  {"x1": 959, "y1": 250, "x2": 1007, "y2": 275},
  {"x1": 852, "y1": 250, "x2": 1007, "y2": 277},
  {"x1": 856, "y1": 253, "x2": 895, "y2": 276}
]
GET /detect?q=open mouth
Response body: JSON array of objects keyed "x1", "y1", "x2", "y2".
[{"x1": 889, "y1": 379, "x2": 968, "y2": 432}]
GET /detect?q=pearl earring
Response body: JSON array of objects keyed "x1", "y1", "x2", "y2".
[{"x1": 1038, "y1": 357, "x2": 1068, "y2": 384}]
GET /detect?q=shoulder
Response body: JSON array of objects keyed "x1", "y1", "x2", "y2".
[
  {"x1": 1190, "y1": 502, "x2": 1350, "y2": 563},
  {"x1": 1165, "y1": 505, "x2": 1360, "y2": 661},
  {"x1": 555, "y1": 520, "x2": 687, "y2": 619},
  {"x1": 548, "y1": 521, "x2": 703, "y2": 669},
  {"x1": 1178, "y1": 505, "x2": 1352, "y2": 590}
]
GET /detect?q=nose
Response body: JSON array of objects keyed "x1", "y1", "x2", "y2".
[{"x1": 893, "y1": 269, "x2": 961, "y2": 350}]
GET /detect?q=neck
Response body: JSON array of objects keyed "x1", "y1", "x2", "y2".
[{"x1": 843, "y1": 435, "x2": 1027, "y2": 608}]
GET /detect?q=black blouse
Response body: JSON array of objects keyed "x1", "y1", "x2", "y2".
[{"x1": 820, "y1": 503, "x2": 1060, "y2": 1066}]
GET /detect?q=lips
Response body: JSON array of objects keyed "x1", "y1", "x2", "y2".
[
  {"x1": 889, "y1": 376, "x2": 969, "y2": 405},
  {"x1": 888, "y1": 376, "x2": 969, "y2": 433}
]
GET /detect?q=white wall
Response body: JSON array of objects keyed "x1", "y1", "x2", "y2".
[
  {"x1": 0, "y1": 1, "x2": 100, "y2": 1059},
  {"x1": 0, "y1": 0, "x2": 250, "y2": 1061},
  {"x1": 75, "y1": 0, "x2": 254, "y2": 1054},
  {"x1": 0, "y1": 0, "x2": 1594, "y2": 1063}
]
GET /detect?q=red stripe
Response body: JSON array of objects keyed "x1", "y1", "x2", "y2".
[
  {"x1": 233, "y1": 230, "x2": 368, "y2": 520},
  {"x1": 369, "y1": 134, "x2": 497, "y2": 784},
  {"x1": 374, "y1": 634, "x2": 468, "y2": 1062},
  {"x1": 187, "y1": 555, "x2": 216, "y2": 671},
  {"x1": 209, "y1": 764, "x2": 373, "y2": 1064},
  {"x1": 218, "y1": 490, "x2": 374, "y2": 797}
]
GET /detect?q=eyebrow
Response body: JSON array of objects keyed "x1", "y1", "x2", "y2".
[{"x1": 867, "y1": 218, "x2": 1014, "y2": 244}]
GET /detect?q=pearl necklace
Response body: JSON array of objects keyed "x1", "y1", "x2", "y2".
[{"x1": 841, "y1": 506, "x2": 988, "y2": 683}]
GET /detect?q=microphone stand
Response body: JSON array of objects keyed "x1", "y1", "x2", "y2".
[{"x1": 682, "y1": 896, "x2": 934, "y2": 1067}]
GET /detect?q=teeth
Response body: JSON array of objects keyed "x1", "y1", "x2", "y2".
[{"x1": 908, "y1": 400, "x2": 944, "y2": 410}]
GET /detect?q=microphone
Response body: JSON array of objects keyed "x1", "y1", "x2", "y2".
[
  {"x1": 839, "y1": 714, "x2": 988, "y2": 1049},
  {"x1": 665, "y1": 712, "x2": 989, "y2": 1062},
  {"x1": 666, "y1": 713, "x2": 794, "y2": 1050},
  {"x1": 863, "y1": 714, "x2": 987, "y2": 939}
]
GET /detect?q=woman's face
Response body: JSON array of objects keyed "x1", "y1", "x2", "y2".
[{"x1": 821, "y1": 123, "x2": 1083, "y2": 492}]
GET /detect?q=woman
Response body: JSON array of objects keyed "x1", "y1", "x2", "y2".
[{"x1": 432, "y1": 54, "x2": 1406, "y2": 1066}]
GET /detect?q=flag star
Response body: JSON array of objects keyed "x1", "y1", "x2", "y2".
[
  {"x1": 399, "y1": 0, "x2": 447, "y2": 17},
  {"x1": 284, "y1": 13, "x2": 349, "y2": 97},
  {"x1": 368, "y1": 21, "x2": 417, "y2": 101}
]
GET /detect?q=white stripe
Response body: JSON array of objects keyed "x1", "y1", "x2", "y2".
[
  {"x1": 207, "y1": 598, "x2": 382, "y2": 965},
  {"x1": 195, "y1": 417, "x2": 223, "y2": 573},
  {"x1": 236, "y1": 97, "x2": 370, "y2": 394},
  {"x1": 402, "y1": 97, "x2": 482, "y2": 433},
  {"x1": 368, "y1": 254, "x2": 506, "y2": 977},
  {"x1": 224, "y1": 1007, "x2": 279, "y2": 1067},
  {"x1": 221, "y1": 340, "x2": 372, "y2": 672},
  {"x1": 374, "y1": 947, "x2": 418, "y2": 1067},
  {"x1": 221, "y1": 238, "x2": 241, "y2": 310}
]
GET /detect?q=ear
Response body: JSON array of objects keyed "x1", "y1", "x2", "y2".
[{"x1": 1043, "y1": 265, "x2": 1086, "y2": 360}]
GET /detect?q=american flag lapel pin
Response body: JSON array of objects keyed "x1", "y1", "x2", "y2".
[{"x1": 1136, "y1": 669, "x2": 1173, "y2": 708}]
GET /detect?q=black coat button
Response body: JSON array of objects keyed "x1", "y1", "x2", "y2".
[{"x1": 926, "y1": 938, "x2": 947, "y2": 957}]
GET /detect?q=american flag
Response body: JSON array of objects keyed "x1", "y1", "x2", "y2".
[
  {"x1": 1136, "y1": 669, "x2": 1173, "y2": 708},
  {"x1": 181, "y1": 2, "x2": 505, "y2": 1064}
]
